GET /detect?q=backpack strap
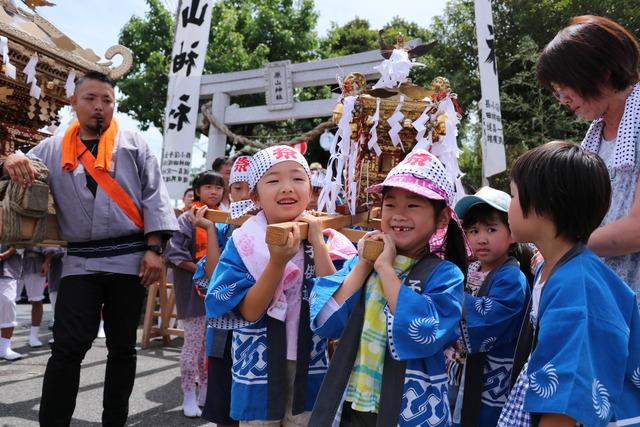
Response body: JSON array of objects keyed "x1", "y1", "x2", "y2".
[{"x1": 309, "y1": 254, "x2": 443, "y2": 427}]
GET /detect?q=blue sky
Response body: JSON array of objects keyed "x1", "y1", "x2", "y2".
[{"x1": 35, "y1": 0, "x2": 448, "y2": 167}]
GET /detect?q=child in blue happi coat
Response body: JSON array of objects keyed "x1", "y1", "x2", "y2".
[
  {"x1": 206, "y1": 146, "x2": 350, "y2": 426},
  {"x1": 199, "y1": 155, "x2": 252, "y2": 427},
  {"x1": 447, "y1": 187, "x2": 529, "y2": 427},
  {"x1": 309, "y1": 149, "x2": 467, "y2": 427},
  {"x1": 498, "y1": 141, "x2": 640, "y2": 427}
]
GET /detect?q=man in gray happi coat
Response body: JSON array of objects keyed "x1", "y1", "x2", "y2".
[{"x1": 2, "y1": 70, "x2": 178, "y2": 426}]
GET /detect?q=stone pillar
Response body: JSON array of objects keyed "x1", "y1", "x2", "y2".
[{"x1": 206, "y1": 92, "x2": 230, "y2": 169}]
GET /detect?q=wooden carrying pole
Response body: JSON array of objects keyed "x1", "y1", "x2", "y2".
[
  {"x1": 202, "y1": 208, "x2": 386, "y2": 262},
  {"x1": 141, "y1": 208, "x2": 386, "y2": 348}
]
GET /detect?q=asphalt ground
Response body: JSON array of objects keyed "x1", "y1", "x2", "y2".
[{"x1": 0, "y1": 303, "x2": 212, "y2": 426}]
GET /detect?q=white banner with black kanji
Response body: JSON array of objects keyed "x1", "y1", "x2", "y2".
[
  {"x1": 161, "y1": 0, "x2": 214, "y2": 198},
  {"x1": 474, "y1": 0, "x2": 506, "y2": 178}
]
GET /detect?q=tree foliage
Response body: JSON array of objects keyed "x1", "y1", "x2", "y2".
[
  {"x1": 117, "y1": 0, "x2": 174, "y2": 131},
  {"x1": 117, "y1": 0, "x2": 319, "y2": 131},
  {"x1": 425, "y1": 0, "x2": 639, "y2": 190}
]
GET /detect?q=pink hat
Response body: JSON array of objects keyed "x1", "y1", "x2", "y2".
[
  {"x1": 367, "y1": 149, "x2": 470, "y2": 256},
  {"x1": 365, "y1": 149, "x2": 456, "y2": 206}
]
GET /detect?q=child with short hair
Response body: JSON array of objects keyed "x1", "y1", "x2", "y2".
[
  {"x1": 165, "y1": 170, "x2": 225, "y2": 417},
  {"x1": 448, "y1": 187, "x2": 529, "y2": 427},
  {"x1": 498, "y1": 141, "x2": 640, "y2": 427},
  {"x1": 206, "y1": 145, "x2": 342, "y2": 426},
  {"x1": 309, "y1": 149, "x2": 467, "y2": 427}
]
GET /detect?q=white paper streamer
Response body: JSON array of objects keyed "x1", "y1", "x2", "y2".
[
  {"x1": 372, "y1": 49, "x2": 413, "y2": 89},
  {"x1": 387, "y1": 95, "x2": 405, "y2": 152},
  {"x1": 429, "y1": 95, "x2": 465, "y2": 202},
  {"x1": 29, "y1": 82, "x2": 41, "y2": 99},
  {"x1": 0, "y1": 36, "x2": 16, "y2": 79},
  {"x1": 346, "y1": 136, "x2": 359, "y2": 214},
  {"x1": 367, "y1": 97, "x2": 382, "y2": 157},
  {"x1": 23, "y1": 53, "x2": 41, "y2": 99},
  {"x1": 413, "y1": 133, "x2": 432, "y2": 151},
  {"x1": 317, "y1": 96, "x2": 357, "y2": 214},
  {"x1": 23, "y1": 54, "x2": 38, "y2": 84},
  {"x1": 65, "y1": 70, "x2": 76, "y2": 98},
  {"x1": 412, "y1": 102, "x2": 433, "y2": 150}
]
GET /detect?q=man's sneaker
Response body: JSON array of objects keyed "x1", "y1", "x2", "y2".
[{"x1": 0, "y1": 348, "x2": 23, "y2": 361}]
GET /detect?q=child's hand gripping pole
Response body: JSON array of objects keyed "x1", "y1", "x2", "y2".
[{"x1": 361, "y1": 238, "x2": 384, "y2": 262}]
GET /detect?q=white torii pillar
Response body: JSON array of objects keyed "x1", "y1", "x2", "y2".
[{"x1": 206, "y1": 91, "x2": 230, "y2": 168}]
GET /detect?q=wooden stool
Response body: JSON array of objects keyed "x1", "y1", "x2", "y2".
[{"x1": 141, "y1": 267, "x2": 183, "y2": 349}]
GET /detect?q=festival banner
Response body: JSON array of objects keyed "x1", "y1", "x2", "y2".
[
  {"x1": 161, "y1": 0, "x2": 214, "y2": 198},
  {"x1": 474, "y1": 0, "x2": 506, "y2": 178}
]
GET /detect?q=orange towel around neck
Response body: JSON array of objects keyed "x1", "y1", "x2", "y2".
[
  {"x1": 191, "y1": 201, "x2": 210, "y2": 260},
  {"x1": 61, "y1": 118, "x2": 118, "y2": 172}
]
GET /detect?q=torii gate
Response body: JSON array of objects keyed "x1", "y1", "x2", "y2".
[{"x1": 198, "y1": 40, "x2": 421, "y2": 166}]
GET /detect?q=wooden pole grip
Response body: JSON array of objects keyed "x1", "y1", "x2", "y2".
[
  {"x1": 265, "y1": 212, "x2": 370, "y2": 246},
  {"x1": 362, "y1": 238, "x2": 384, "y2": 262},
  {"x1": 204, "y1": 209, "x2": 251, "y2": 225}
]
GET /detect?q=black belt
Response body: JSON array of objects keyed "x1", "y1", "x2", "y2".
[{"x1": 67, "y1": 234, "x2": 146, "y2": 258}]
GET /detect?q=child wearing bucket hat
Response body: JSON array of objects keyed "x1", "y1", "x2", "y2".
[
  {"x1": 308, "y1": 149, "x2": 467, "y2": 427},
  {"x1": 446, "y1": 187, "x2": 529, "y2": 427},
  {"x1": 205, "y1": 145, "x2": 350, "y2": 426}
]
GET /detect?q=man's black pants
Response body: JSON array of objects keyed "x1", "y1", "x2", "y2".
[{"x1": 39, "y1": 273, "x2": 145, "y2": 427}]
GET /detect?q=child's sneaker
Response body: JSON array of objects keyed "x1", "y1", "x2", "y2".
[
  {"x1": 182, "y1": 389, "x2": 202, "y2": 418},
  {"x1": 0, "y1": 348, "x2": 23, "y2": 361},
  {"x1": 29, "y1": 337, "x2": 43, "y2": 348}
]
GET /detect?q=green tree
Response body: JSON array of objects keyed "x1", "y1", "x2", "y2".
[
  {"x1": 320, "y1": 18, "x2": 377, "y2": 57},
  {"x1": 117, "y1": 0, "x2": 319, "y2": 132},
  {"x1": 117, "y1": 0, "x2": 174, "y2": 131},
  {"x1": 427, "y1": 0, "x2": 639, "y2": 190}
]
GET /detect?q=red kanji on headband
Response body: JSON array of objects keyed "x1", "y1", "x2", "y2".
[
  {"x1": 404, "y1": 152, "x2": 433, "y2": 166},
  {"x1": 272, "y1": 147, "x2": 298, "y2": 160},
  {"x1": 234, "y1": 157, "x2": 249, "y2": 172}
]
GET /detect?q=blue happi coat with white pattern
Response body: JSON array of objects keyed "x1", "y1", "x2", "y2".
[
  {"x1": 205, "y1": 239, "x2": 329, "y2": 422},
  {"x1": 457, "y1": 262, "x2": 529, "y2": 427},
  {"x1": 310, "y1": 255, "x2": 464, "y2": 427},
  {"x1": 522, "y1": 249, "x2": 640, "y2": 426}
]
